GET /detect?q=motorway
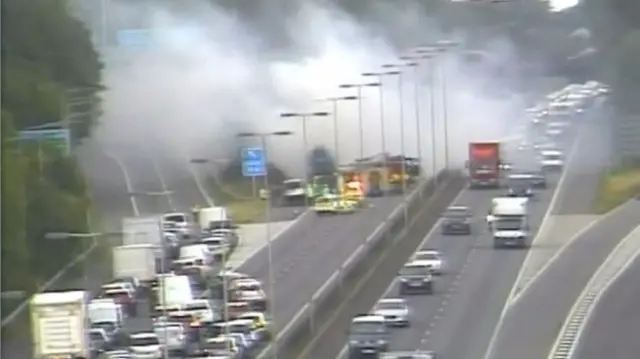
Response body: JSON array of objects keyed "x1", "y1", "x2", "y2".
[
  {"x1": 486, "y1": 200, "x2": 640, "y2": 359},
  {"x1": 330, "y1": 172, "x2": 560, "y2": 359},
  {"x1": 572, "y1": 242, "x2": 640, "y2": 359},
  {"x1": 328, "y1": 106, "x2": 606, "y2": 359}
]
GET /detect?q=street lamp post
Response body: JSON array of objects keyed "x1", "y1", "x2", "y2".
[
  {"x1": 362, "y1": 71, "x2": 401, "y2": 158},
  {"x1": 399, "y1": 53, "x2": 435, "y2": 179},
  {"x1": 280, "y1": 112, "x2": 330, "y2": 176},
  {"x1": 381, "y1": 63, "x2": 411, "y2": 196},
  {"x1": 315, "y1": 96, "x2": 358, "y2": 169},
  {"x1": 128, "y1": 190, "x2": 174, "y2": 359},
  {"x1": 237, "y1": 130, "x2": 294, "y2": 359},
  {"x1": 338, "y1": 82, "x2": 381, "y2": 158}
]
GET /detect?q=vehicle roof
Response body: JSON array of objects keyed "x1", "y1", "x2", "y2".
[
  {"x1": 227, "y1": 318, "x2": 254, "y2": 325},
  {"x1": 378, "y1": 298, "x2": 406, "y2": 305},
  {"x1": 353, "y1": 314, "x2": 385, "y2": 323},
  {"x1": 207, "y1": 336, "x2": 234, "y2": 343},
  {"x1": 234, "y1": 278, "x2": 261, "y2": 285},
  {"x1": 163, "y1": 212, "x2": 186, "y2": 218},
  {"x1": 508, "y1": 174, "x2": 535, "y2": 179},
  {"x1": 403, "y1": 261, "x2": 431, "y2": 268},
  {"x1": 130, "y1": 332, "x2": 158, "y2": 339},
  {"x1": 238, "y1": 311, "x2": 263, "y2": 318},
  {"x1": 447, "y1": 205, "x2": 469, "y2": 211},
  {"x1": 541, "y1": 150, "x2": 562, "y2": 155},
  {"x1": 415, "y1": 250, "x2": 440, "y2": 256},
  {"x1": 284, "y1": 178, "x2": 303, "y2": 183}
]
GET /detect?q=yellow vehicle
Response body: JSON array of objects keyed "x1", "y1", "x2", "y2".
[
  {"x1": 313, "y1": 194, "x2": 357, "y2": 215},
  {"x1": 237, "y1": 311, "x2": 272, "y2": 340}
]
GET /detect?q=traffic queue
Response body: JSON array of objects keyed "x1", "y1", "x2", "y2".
[{"x1": 29, "y1": 206, "x2": 273, "y2": 359}]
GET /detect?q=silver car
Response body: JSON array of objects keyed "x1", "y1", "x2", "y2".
[{"x1": 372, "y1": 298, "x2": 410, "y2": 327}]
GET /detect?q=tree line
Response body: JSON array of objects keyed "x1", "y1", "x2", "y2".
[{"x1": 1, "y1": 0, "x2": 103, "y2": 313}]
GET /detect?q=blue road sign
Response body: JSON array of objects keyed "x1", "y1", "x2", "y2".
[
  {"x1": 117, "y1": 29, "x2": 153, "y2": 47},
  {"x1": 18, "y1": 129, "x2": 71, "y2": 155},
  {"x1": 242, "y1": 147, "x2": 266, "y2": 177}
]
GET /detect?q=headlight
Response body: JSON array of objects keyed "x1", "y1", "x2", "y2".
[
  {"x1": 377, "y1": 339, "x2": 386, "y2": 345},
  {"x1": 350, "y1": 340, "x2": 359, "y2": 345},
  {"x1": 400, "y1": 278, "x2": 408, "y2": 282}
]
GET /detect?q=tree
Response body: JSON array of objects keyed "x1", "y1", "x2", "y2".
[{"x1": 1, "y1": 0, "x2": 102, "y2": 299}]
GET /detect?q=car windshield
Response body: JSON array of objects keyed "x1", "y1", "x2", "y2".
[
  {"x1": 399, "y1": 265, "x2": 428, "y2": 276},
  {"x1": 351, "y1": 322, "x2": 386, "y2": 334},
  {"x1": 543, "y1": 153, "x2": 562, "y2": 161},
  {"x1": 130, "y1": 335, "x2": 159, "y2": 346},
  {"x1": 494, "y1": 218, "x2": 523, "y2": 230},
  {"x1": 444, "y1": 209, "x2": 467, "y2": 219},
  {"x1": 284, "y1": 181, "x2": 302, "y2": 190},
  {"x1": 375, "y1": 301, "x2": 405, "y2": 310},
  {"x1": 165, "y1": 214, "x2": 185, "y2": 222},
  {"x1": 184, "y1": 302, "x2": 209, "y2": 311},
  {"x1": 209, "y1": 220, "x2": 234, "y2": 230},
  {"x1": 89, "y1": 331, "x2": 105, "y2": 342},
  {"x1": 229, "y1": 324, "x2": 251, "y2": 334},
  {"x1": 508, "y1": 177, "x2": 531, "y2": 189},
  {"x1": 206, "y1": 341, "x2": 232, "y2": 351},
  {"x1": 237, "y1": 282, "x2": 261, "y2": 291},
  {"x1": 414, "y1": 252, "x2": 439, "y2": 261}
]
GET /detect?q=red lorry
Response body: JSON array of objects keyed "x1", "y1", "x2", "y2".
[{"x1": 468, "y1": 142, "x2": 501, "y2": 189}]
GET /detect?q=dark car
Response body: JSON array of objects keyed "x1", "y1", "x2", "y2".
[
  {"x1": 506, "y1": 174, "x2": 534, "y2": 197},
  {"x1": 527, "y1": 171, "x2": 547, "y2": 189},
  {"x1": 440, "y1": 206, "x2": 472, "y2": 235},
  {"x1": 398, "y1": 262, "x2": 434, "y2": 295}
]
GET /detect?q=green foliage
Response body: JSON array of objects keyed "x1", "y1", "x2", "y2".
[{"x1": 1, "y1": 0, "x2": 102, "y2": 310}]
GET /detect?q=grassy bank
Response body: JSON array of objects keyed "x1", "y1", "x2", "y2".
[
  {"x1": 207, "y1": 176, "x2": 267, "y2": 224},
  {"x1": 593, "y1": 167, "x2": 640, "y2": 214}
]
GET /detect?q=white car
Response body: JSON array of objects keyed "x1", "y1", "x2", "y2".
[
  {"x1": 182, "y1": 299, "x2": 216, "y2": 322},
  {"x1": 372, "y1": 298, "x2": 410, "y2": 327},
  {"x1": 540, "y1": 150, "x2": 564, "y2": 170},
  {"x1": 411, "y1": 250, "x2": 444, "y2": 274},
  {"x1": 129, "y1": 332, "x2": 163, "y2": 359}
]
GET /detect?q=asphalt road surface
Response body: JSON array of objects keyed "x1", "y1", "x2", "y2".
[
  {"x1": 487, "y1": 200, "x2": 640, "y2": 359},
  {"x1": 572, "y1": 243, "x2": 640, "y2": 359},
  {"x1": 484, "y1": 104, "x2": 619, "y2": 359},
  {"x1": 330, "y1": 102, "x2": 602, "y2": 359},
  {"x1": 237, "y1": 191, "x2": 415, "y2": 333}
]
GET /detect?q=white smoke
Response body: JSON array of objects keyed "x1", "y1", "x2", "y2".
[{"x1": 96, "y1": 0, "x2": 531, "y2": 178}]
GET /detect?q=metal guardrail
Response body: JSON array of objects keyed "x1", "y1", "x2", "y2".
[
  {"x1": 256, "y1": 170, "x2": 454, "y2": 359},
  {"x1": 1, "y1": 242, "x2": 99, "y2": 327}
]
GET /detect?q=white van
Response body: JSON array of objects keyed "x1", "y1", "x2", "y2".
[
  {"x1": 156, "y1": 275, "x2": 194, "y2": 308},
  {"x1": 179, "y1": 244, "x2": 213, "y2": 263},
  {"x1": 491, "y1": 197, "x2": 529, "y2": 248},
  {"x1": 88, "y1": 299, "x2": 124, "y2": 327}
]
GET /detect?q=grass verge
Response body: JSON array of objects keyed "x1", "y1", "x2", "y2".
[
  {"x1": 207, "y1": 176, "x2": 267, "y2": 224},
  {"x1": 593, "y1": 167, "x2": 640, "y2": 214}
]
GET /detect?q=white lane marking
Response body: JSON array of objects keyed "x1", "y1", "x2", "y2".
[
  {"x1": 105, "y1": 151, "x2": 140, "y2": 216},
  {"x1": 483, "y1": 125, "x2": 586, "y2": 359},
  {"x1": 334, "y1": 188, "x2": 468, "y2": 359},
  {"x1": 148, "y1": 154, "x2": 176, "y2": 211},
  {"x1": 547, "y1": 224, "x2": 640, "y2": 359},
  {"x1": 510, "y1": 202, "x2": 629, "y2": 305},
  {"x1": 187, "y1": 160, "x2": 214, "y2": 206}
]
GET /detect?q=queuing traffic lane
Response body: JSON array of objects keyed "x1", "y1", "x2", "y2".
[
  {"x1": 238, "y1": 191, "x2": 413, "y2": 332},
  {"x1": 487, "y1": 201, "x2": 640, "y2": 359},
  {"x1": 572, "y1": 247, "x2": 640, "y2": 359}
]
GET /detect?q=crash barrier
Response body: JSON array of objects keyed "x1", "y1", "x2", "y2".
[
  {"x1": 256, "y1": 170, "x2": 464, "y2": 359},
  {"x1": 1, "y1": 241, "x2": 99, "y2": 328}
]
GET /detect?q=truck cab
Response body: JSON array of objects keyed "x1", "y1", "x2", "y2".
[
  {"x1": 468, "y1": 142, "x2": 501, "y2": 189},
  {"x1": 491, "y1": 197, "x2": 529, "y2": 248},
  {"x1": 282, "y1": 178, "x2": 306, "y2": 205}
]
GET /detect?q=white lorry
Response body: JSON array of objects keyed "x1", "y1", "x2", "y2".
[
  {"x1": 113, "y1": 244, "x2": 157, "y2": 285},
  {"x1": 122, "y1": 216, "x2": 163, "y2": 258},
  {"x1": 490, "y1": 197, "x2": 530, "y2": 248},
  {"x1": 197, "y1": 206, "x2": 229, "y2": 230},
  {"x1": 30, "y1": 290, "x2": 90, "y2": 359}
]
